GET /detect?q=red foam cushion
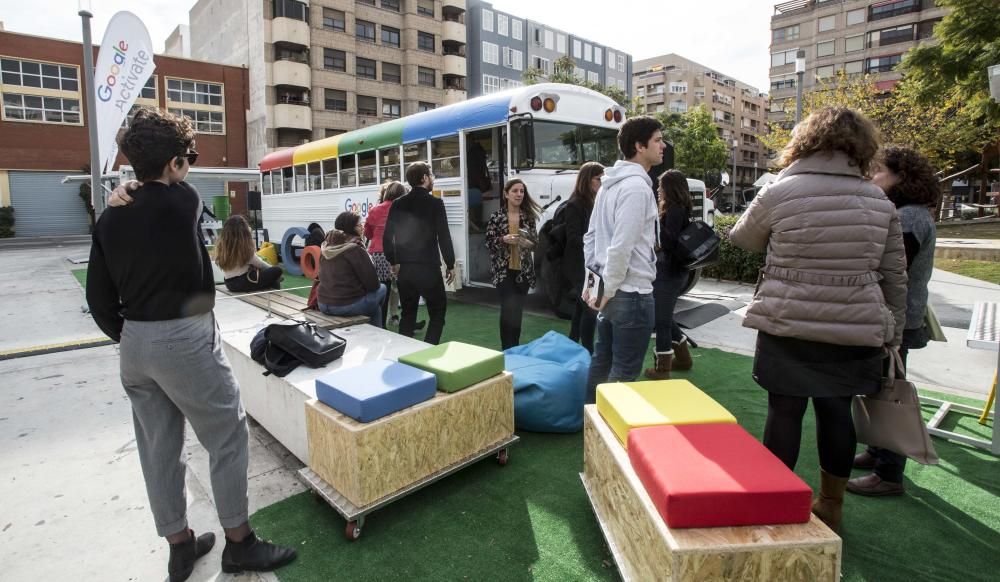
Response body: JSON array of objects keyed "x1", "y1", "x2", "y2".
[{"x1": 627, "y1": 423, "x2": 813, "y2": 529}]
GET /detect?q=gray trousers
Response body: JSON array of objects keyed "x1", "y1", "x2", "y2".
[{"x1": 120, "y1": 312, "x2": 249, "y2": 537}]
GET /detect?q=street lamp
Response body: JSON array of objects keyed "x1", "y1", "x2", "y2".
[
  {"x1": 794, "y1": 50, "x2": 806, "y2": 125},
  {"x1": 731, "y1": 138, "x2": 739, "y2": 211},
  {"x1": 79, "y1": 0, "x2": 104, "y2": 217}
]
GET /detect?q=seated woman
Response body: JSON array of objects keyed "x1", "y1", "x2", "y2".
[
  {"x1": 318, "y1": 211, "x2": 387, "y2": 326},
  {"x1": 215, "y1": 214, "x2": 283, "y2": 292}
]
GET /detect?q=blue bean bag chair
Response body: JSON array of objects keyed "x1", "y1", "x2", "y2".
[
  {"x1": 504, "y1": 331, "x2": 590, "y2": 433},
  {"x1": 280, "y1": 227, "x2": 309, "y2": 277}
]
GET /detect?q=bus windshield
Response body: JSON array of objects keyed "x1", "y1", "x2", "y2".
[{"x1": 513, "y1": 120, "x2": 619, "y2": 170}]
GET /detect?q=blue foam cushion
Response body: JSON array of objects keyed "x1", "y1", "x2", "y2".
[
  {"x1": 504, "y1": 331, "x2": 590, "y2": 433},
  {"x1": 314, "y1": 359, "x2": 437, "y2": 423}
]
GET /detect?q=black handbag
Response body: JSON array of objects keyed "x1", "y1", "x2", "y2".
[
  {"x1": 676, "y1": 221, "x2": 721, "y2": 269},
  {"x1": 265, "y1": 321, "x2": 346, "y2": 370}
]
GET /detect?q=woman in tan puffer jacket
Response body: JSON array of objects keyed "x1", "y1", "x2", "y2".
[{"x1": 730, "y1": 107, "x2": 907, "y2": 532}]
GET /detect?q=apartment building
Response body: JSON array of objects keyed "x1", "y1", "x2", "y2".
[
  {"x1": 632, "y1": 54, "x2": 769, "y2": 190},
  {"x1": 769, "y1": 0, "x2": 947, "y2": 125},
  {"x1": 0, "y1": 29, "x2": 249, "y2": 237},
  {"x1": 466, "y1": 0, "x2": 631, "y2": 97},
  {"x1": 187, "y1": 0, "x2": 468, "y2": 166}
]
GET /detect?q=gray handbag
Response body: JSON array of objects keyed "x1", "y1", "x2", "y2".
[{"x1": 852, "y1": 349, "x2": 939, "y2": 465}]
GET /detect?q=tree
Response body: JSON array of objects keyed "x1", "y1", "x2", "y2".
[
  {"x1": 760, "y1": 72, "x2": 985, "y2": 174},
  {"x1": 899, "y1": 0, "x2": 1000, "y2": 203},
  {"x1": 669, "y1": 105, "x2": 728, "y2": 182},
  {"x1": 523, "y1": 56, "x2": 642, "y2": 116}
]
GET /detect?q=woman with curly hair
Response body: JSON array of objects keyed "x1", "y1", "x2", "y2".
[
  {"x1": 849, "y1": 146, "x2": 940, "y2": 497},
  {"x1": 485, "y1": 179, "x2": 541, "y2": 349},
  {"x1": 729, "y1": 107, "x2": 908, "y2": 532},
  {"x1": 215, "y1": 214, "x2": 284, "y2": 292}
]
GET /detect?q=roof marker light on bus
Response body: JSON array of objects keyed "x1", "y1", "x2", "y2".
[
  {"x1": 613, "y1": 109, "x2": 623, "y2": 123},
  {"x1": 543, "y1": 98, "x2": 556, "y2": 113},
  {"x1": 604, "y1": 109, "x2": 613, "y2": 122},
  {"x1": 510, "y1": 106, "x2": 518, "y2": 113},
  {"x1": 530, "y1": 96, "x2": 543, "y2": 111}
]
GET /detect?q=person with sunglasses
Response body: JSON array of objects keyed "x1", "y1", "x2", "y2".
[{"x1": 87, "y1": 108, "x2": 297, "y2": 581}]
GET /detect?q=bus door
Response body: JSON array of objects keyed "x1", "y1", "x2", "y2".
[{"x1": 465, "y1": 126, "x2": 504, "y2": 286}]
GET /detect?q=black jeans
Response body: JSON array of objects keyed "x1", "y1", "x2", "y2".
[
  {"x1": 569, "y1": 296, "x2": 597, "y2": 354},
  {"x1": 652, "y1": 269, "x2": 688, "y2": 352},
  {"x1": 497, "y1": 269, "x2": 530, "y2": 350},
  {"x1": 397, "y1": 264, "x2": 447, "y2": 345},
  {"x1": 867, "y1": 346, "x2": 911, "y2": 482},
  {"x1": 764, "y1": 392, "x2": 857, "y2": 478},
  {"x1": 224, "y1": 266, "x2": 282, "y2": 293}
]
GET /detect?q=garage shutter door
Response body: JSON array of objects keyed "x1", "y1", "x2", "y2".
[
  {"x1": 9, "y1": 171, "x2": 91, "y2": 237},
  {"x1": 184, "y1": 177, "x2": 225, "y2": 205}
]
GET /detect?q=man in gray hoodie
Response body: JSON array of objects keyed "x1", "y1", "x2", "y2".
[{"x1": 583, "y1": 116, "x2": 666, "y2": 403}]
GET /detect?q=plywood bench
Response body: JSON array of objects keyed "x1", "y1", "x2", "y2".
[
  {"x1": 305, "y1": 372, "x2": 514, "y2": 508},
  {"x1": 217, "y1": 287, "x2": 368, "y2": 329},
  {"x1": 222, "y1": 323, "x2": 428, "y2": 462},
  {"x1": 581, "y1": 405, "x2": 841, "y2": 581}
]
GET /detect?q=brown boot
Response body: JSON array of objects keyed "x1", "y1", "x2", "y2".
[
  {"x1": 644, "y1": 351, "x2": 673, "y2": 380},
  {"x1": 812, "y1": 469, "x2": 849, "y2": 532},
  {"x1": 671, "y1": 337, "x2": 693, "y2": 370}
]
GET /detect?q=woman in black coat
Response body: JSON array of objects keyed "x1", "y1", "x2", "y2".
[{"x1": 562, "y1": 162, "x2": 604, "y2": 354}]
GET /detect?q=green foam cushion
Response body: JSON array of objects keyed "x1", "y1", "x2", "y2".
[{"x1": 398, "y1": 342, "x2": 504, "y2": 392}]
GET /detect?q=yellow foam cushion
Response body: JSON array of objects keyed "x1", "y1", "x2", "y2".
[{"x1": 596, "y1": 380, "x2": 737, "y2": 448}]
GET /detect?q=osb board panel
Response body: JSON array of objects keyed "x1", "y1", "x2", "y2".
[
  {"x1": 306, "y1": 372, "x2": 514, "y2": 507},
  {"x1": 582, "y1": 406, "x2": 841, "y2": 582},
  {"x1": 222, "y1": 288, "x2": 367, "y2": 329}
]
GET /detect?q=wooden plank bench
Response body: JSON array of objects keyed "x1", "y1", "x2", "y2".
[
  {"x1": 216, "y1": 286, "x2": 368, "y2": 329},
  {"x1": 581, "y1": 405, "x2": 841, "y2": 581}
]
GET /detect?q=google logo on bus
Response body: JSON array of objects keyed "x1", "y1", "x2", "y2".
[{"x1": 344, "y1": 198, "x2": 375, "y2": 218}]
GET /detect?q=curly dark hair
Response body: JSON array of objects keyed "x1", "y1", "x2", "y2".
[
  {"x1": 618, "y1": 116, "x2": 663, "y2": 159},
  {"x1": 117, "y1": 107, "x2": 195, "y2": 181},
  {"x1": 880, "y1": 146, "x2": 940, "y2": 209},
  {"x1": 779, "y1": 107, "x2": 880, "y2": 176}
]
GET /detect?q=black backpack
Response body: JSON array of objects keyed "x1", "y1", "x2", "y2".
[
  {"x1": 540, "y1": 201, "x2": 570, "y2": 261},
  {"x1": 250, "y1": 321, "x2": 347, "y2": 377}
]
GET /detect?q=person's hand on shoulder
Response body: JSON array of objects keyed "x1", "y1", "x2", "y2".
[{"x1": 107, "y1": 180, "x2": 141, "y2": 207}]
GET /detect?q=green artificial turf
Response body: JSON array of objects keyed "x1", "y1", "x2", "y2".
[
  {"x1": 70, "y1": 267, "x2": 88, "y2": 289},
  {"x1": 250, "y1": 305, "x2": 999, "y2": 582},
  {"x1": 68, "y1": 265, "x2": 999, "y2": 580}
]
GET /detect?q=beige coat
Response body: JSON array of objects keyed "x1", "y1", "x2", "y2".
[{"x1": 730, "y1": 152, "x2": 907, "y2": 347}]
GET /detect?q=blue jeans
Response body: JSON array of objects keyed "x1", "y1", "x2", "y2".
[
  {"x1": 319, "y1": 284, "x2": 387, "y2": 328},
  {"x1": 652, "y1": 269, "x2": 688, "y2": 352},
  {"x1": 586, "y1": 291, "x2": 655, "y2": 404}
]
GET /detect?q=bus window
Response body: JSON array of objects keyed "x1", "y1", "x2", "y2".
[
  {"x1": 403, "y1": 142, "x2": 428, "y2": 167},
  {"x1": 294, "y1": 164, "x2": 307, "y2": 192},
  {"x1": 261, "y1": 171, "x2": 272, "y2": 195},
  {"x1": 379, "y1": 146, "x2": 401, "y2": 183},
  {"x1": 511, "y1": 119, "x2": 534, "y2": 169},
  {"x1": 431, "y1": 136, "x2": 460, "y2": 178},
  {"x1": 307, "y1": 162, "x2": 321, "y2": 191},
  {"x1": 526, "y1": 121, "x2": 619, "y2": 169},
  {"x1": 340, "y1": 154, "x2": 357, "y2": 188},
  {"x1": 322, "y1": 158, "x2": 339, "y2": 189},
  {"x1": 358, "y1": 151, "x2": 377, "y2": 186},
  {"x1": 282, "y1": 167, "x2": 293, "y2": 193}
]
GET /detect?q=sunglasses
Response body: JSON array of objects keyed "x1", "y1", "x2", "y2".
[{"x1": 179, "y1": 150, "x2": 199, "y2": 166}]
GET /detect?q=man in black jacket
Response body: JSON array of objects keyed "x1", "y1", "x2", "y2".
[
  {"x1": 87, "y1": 108, "x2": 295, "y2": 581},
  {"x1": 383, "y1": 162, "x2": 455, "y2": 344}
]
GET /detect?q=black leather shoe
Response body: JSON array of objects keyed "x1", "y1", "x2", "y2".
[
  {"x1": 414, "y1": 319, "x2": 427, "y2": 331},
  {"x1": 168, "y1": 530, "x2": 215, "y2": 582},
  {"x1": 221, "y1": 530, "x2": 297, "y2": 574}
]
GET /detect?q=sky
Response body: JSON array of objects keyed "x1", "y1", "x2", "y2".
[{"x1": 1, "y1": 0, "x2": 776, "y2": 91}]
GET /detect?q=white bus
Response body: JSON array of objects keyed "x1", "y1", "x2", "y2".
[{"x1": 257, "y1": 83, "x2": 713, "y2": 292}]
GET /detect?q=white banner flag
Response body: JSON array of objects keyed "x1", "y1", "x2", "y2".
[{"x1": 94, "y1": 11, "x2": 156, "y2": 174}]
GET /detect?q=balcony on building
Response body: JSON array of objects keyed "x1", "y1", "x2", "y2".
[
  {"x1": 442, "y1": 19, "x2": 465, "y2": 44},
  {"x1": 441, "y1": 0, "x2": 466, "y2": 12},
  {"x1": 272, "y1": 0, "x2": 310, "y2": 49},
  {"x1": 273, "y1": 44, "x2": 311, "y2": 89},
  {"x1": 443, "y1": 54, "x2": 465, "y2": 77},
  {"x1": 274, "y1": 99, "x2": 312, "y2": 132},
  {"x1": 275, "y1": 128, "x2": 313, "y2": 149},
  {"x1": 443, "y1": 73, "x2": 466, "y2": 105},
  {"x1": 443, "y1": 39, "x2": 466, "y2": 58}
]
